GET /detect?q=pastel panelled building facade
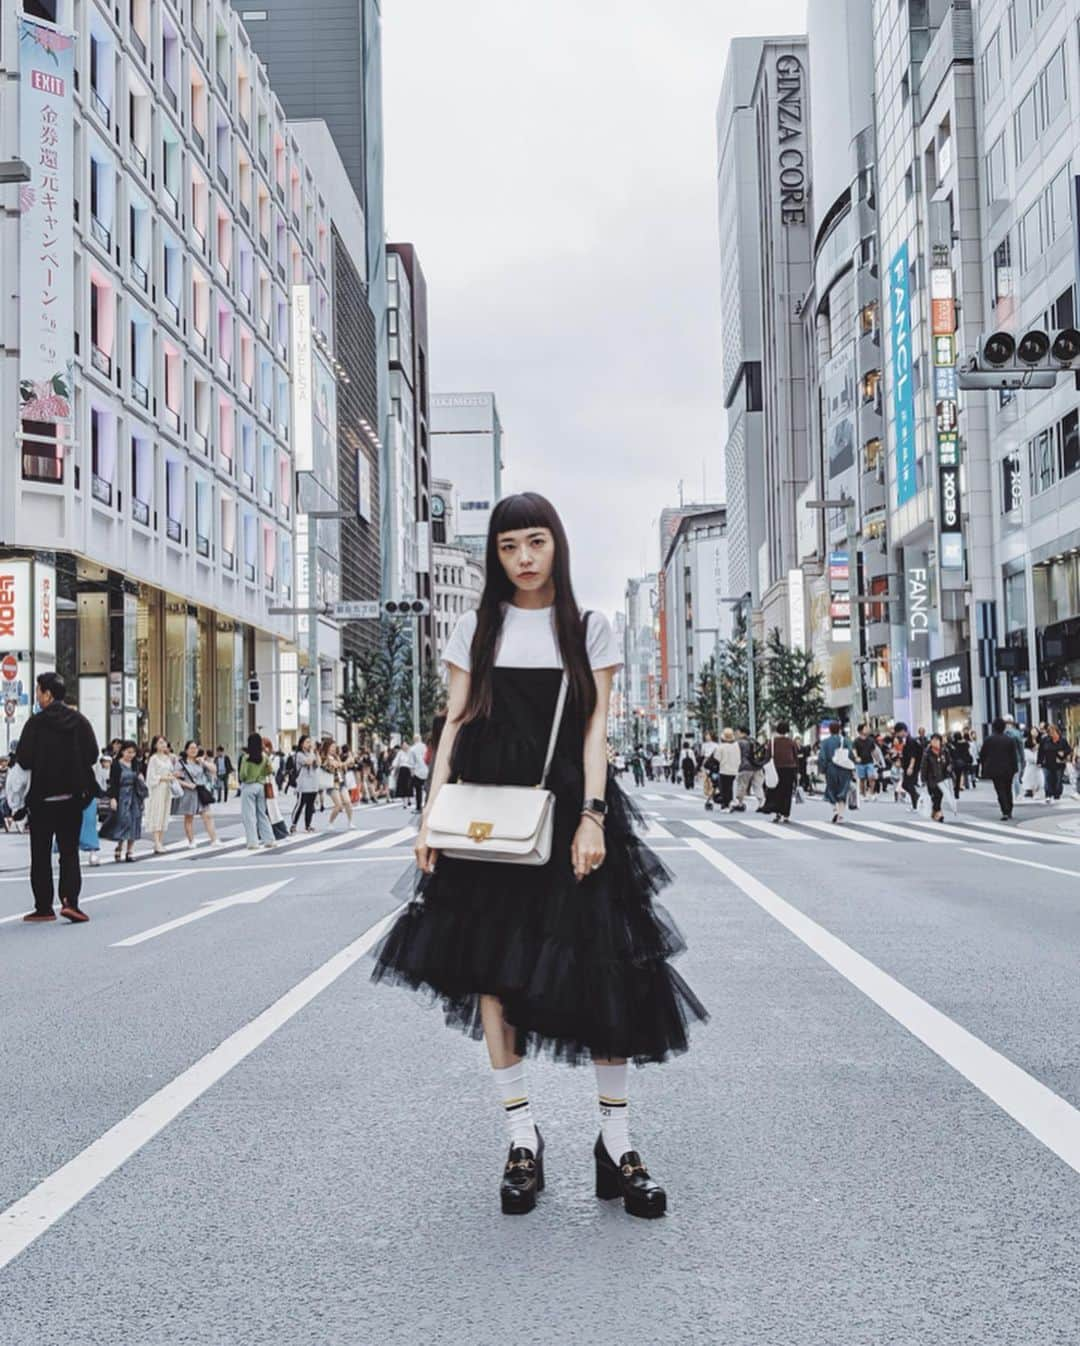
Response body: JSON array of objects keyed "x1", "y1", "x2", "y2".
[{"x1": 0, "y1": 0, "x2": 345, "y2": 750}]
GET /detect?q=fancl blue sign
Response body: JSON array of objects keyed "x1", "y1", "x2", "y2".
[{"x1": 889, "y1": 243, "x2": 917, "y2": 506}]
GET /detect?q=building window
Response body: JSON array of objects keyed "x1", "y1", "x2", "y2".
[
  {"x1": 1061, "y1": 408, "x2": 1080, "y2": 479},
  {"x1": 1014, "y1": 84, "x2": 1039, "y2": 161},
  {"x1": 1010, "y1": 0, "x2": 1033, "y2": 56},
  {"x1": 985, "y1": 133, "x2": 1008, "y2": 206},
  {"x1": 1041, "y1": 41, "x2": 1067, "y2": 124},
  {"x1": 1050, "y1": 285, "x2": 1075, "y2": 330},
  {"x1": 982, "y1": 26, "x2": 1002, "y2": 100},
  {"x1": 1029, "y1": 425, "x2": 1057, "y2": 494},
  {"x1": 1046, "y1": 167, "x2": 1071, "y2": 246},
  {"x1": 1019, "y1": 199, "x2": 1044, "y2": 271}
]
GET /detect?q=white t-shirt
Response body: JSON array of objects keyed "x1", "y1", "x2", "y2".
[{"x1": 441, "y1": 603, "x2": 622, "y2": 673}]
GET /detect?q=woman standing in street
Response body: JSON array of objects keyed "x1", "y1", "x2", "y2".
[
  {"x1": 920, "y1": 732, "x2": 953, "y2": 821},
  {"x1": 818, "y1": 720, "x2": 856, "y2": 824},
  {"x1": 767, "y1": 721, "x2": 800, "y2": 824},
  {"x1": 323, "y1": 741, "x2": 354, "y2": 828},
  {"x1": 176, "y1": 740, "x2": 219, "y2": 848},
  {"x1": 145, "y1": 736, "x2": 177, "y2": 854},
  {"x1": 290, "y1": 735, "x2": 321, "y2": 833},
  {"x1": 369, "y1": 493, "x2": 708, "y2": 1219},
  {"x1": 949, "y1": 731, "x2": 971, "y2": 798},
  {"x1": 237, "y1": 732, "x2": 275, "y2": 850},
  {"x1": 106, "y1": 740, "x2": 147, "y2": 861}
]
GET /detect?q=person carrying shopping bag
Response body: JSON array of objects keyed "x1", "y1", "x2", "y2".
[
  {"x1": 766, "y1": 722, "x2": 800, "y2": 824},
  {"x1": 237, "y1": 732, "x2": 276, "y2": 850},
  {"x1": 818, "y1": 721, "x2": 856, "y2": 824},
  {"x1": 919, "y1": 733, "x2": 953, "y2": 822}
]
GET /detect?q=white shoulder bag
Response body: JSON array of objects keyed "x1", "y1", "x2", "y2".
[{"x1": 424, "y1": 675, "x2": 569, "y2": 866}]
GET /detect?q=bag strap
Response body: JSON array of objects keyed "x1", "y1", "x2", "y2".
[{"x1": 538, "y1": 674, "x2": 570, "y2": 789}]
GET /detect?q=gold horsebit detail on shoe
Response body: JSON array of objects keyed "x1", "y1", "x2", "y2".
[
  {"x1": 505, "y1": 1157, "x2": 536, "y2": 1172},
  {"x1": 621, "y1": 1162, "x2": 647, "y2": 1176}
]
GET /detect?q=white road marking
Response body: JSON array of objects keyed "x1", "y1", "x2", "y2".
[
  {"x1": 794, "y1": 819, "x2": 878, "y2": 843},
  {"x1": 359, "y1": 825, "x2": 417, "y2": 850},
  {"x1": 945, "y1": 816, "x2": 1080, "y2": 847},
  {"x1": 642, "y1": 793, "x2": 666, "y2": 801},
  {"x1": 725, "y1": 815, "x2": 801, "y2": 841},
  {"x1": 845, "y1": 818, "x2": 953, "y2": 844},
  {"x1": 683, "y1": 819, "x2": 745, "y2": 840},
  {"x1": 0, "y1": 900, "x2": 404, "y2": 1270},
  {"x1": 639, "y1": 819, "x2": 673, "y2": 839},
  {"x1": 905, "y1": 817, "x2": 1032, "y2": 846},
  {"x1": 685, "y1": 839, "x2": 1080, "y2": 1179},
  {"x1": 962, "y1": 847, "x2": 1080, "y2": 879},
  {"x1": 112, "y1": 880, "x2": 290, "y2": 947},
  {"x1": 0, "y1": 873, "x2": 180, "y2": 925},
  {"x1": 299, "y1": 828, "x2": 374, "y2": 855}
]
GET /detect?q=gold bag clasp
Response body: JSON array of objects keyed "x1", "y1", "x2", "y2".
[{"x1": 467, "y1": 821, "x2": 493, "y2": 842}]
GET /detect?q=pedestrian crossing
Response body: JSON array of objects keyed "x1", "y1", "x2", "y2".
[{"x1": 638, "y1": 808, "x2": 1080, "y2": 848}]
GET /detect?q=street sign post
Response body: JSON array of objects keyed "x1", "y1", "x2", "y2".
[{"x1": 330, "y1": 600, "x2": 381, "y2": 621}]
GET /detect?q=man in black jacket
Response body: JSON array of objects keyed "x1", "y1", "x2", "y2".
[
  {"x1": 15, "y1": 672, "x2": 99, "y2": 923},
  {"x1": 979, "y1": 718, "x2": 1022, "y2": 820}
]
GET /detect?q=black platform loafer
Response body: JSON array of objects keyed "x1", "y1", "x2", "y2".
[
  {"x1": 593, "y1": 1132, "x2": 666, "y2": 1218},
  {"x1": 500, "y1": 1126, "x2": 544, "y2": 1214}
]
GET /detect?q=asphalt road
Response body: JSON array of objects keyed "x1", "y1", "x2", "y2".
[{"x1": 2, "y1": 780, "x2": 1080, "y2": 1345}]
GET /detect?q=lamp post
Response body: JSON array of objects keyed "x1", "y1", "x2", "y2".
[{"x1": 720, "y1": 592, "x2": 755, "y2": 737}]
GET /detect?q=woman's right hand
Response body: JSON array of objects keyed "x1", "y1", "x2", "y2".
[{"x1": 414, "y1": 819, "x2": 438, "y2": 874}]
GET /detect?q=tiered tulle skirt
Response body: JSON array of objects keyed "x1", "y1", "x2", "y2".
[{"x1": 367, "y1": 764, "x2": 709, "y2": 1066}]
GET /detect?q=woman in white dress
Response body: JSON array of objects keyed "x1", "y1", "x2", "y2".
[{"x1": 145, "y1": 736, "x2": 177, "y2": 854}]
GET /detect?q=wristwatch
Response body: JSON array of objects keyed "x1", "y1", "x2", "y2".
[{"x1": 582, "y1": 797, "x2": 608, "y2": 816}]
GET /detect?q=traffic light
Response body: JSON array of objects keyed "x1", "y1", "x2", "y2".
[
  {"x1": 383, "y1": 599, "x2": 430, "y2": 616},
  {"x1": 247, "y1": 677, "x2": 261, "y2": 704},
  {"x1": 959, "y1": 326, "x2": 1080, "y2": 390}
]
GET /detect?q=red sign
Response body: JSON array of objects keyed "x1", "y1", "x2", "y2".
[
  {"x1": 1, "y1": 655, "x2": 18, "y2": 681},
  {"x1": 931, "y1": 297, "x2": 955, "y2": 335}
]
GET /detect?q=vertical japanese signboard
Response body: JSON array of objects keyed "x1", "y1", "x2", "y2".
[
  {"x1": 931, "y1": 257, "x2": 963, "y2": 571},
  {"x1": 889, "y1": 244, "x2": 917, "y2": 507},
  {"x1": 18, "y1": 19, "x2": 75, "y2": 428}
]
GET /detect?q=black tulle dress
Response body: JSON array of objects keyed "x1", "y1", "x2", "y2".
[{"x1": 367, "y1": 665, "x2": 710, "y2": 1066}]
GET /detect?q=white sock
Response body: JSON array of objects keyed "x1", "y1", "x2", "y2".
[
  {"x1": 492, "y1": 1061, "x2": 538, "y2": 1153},
  {"x1": 595, "y1": 1061, "x2": 631, "y2": 1164}
]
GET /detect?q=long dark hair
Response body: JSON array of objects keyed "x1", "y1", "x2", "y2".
[
  {"x1": 245, "y1": 732, "x2": 264, "y2": 764},
  {"x1": 460, "y1": 493, "x2": 596, "y2": 725}
]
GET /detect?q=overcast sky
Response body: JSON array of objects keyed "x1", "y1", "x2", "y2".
[{"x1": 382, "y1": 0, "x2": 805, "y2": 620}]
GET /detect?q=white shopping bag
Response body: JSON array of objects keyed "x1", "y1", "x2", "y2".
[
  {"x1": 945, "y1": 782, "x2": 959, "y2": 816},
  {"x1": 916, "y1": 790, "x2": 932, "y2": 819}
]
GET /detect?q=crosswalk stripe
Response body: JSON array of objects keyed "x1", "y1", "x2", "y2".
[
  {"x1": 943, "y1": 816, "x2": 1080, "y2": 847},
  {"x1": 794, "y1": 819, "x2": 878, "y2": 843},
  {"x1": 726, "y1": 816, "x2": 802, "y2": 841},
  {"x1": 843, "y1": 818, "x2": 953, "y2": 844},
  {"x1": 683, "y1": 818, "x2": 745, "y2": 840},
  {"x1": 360, "y1": 825, "x2": 417, "y2": 850},
  {"x1": 300, "y1": 828, "x2": 375, "y2": 855},
  {"x1": 905, "y1": 817, "x2": 1032, "y2": 846},
  {"x1": 640, "y1": 819, "x2": 674, "y2": 839}
]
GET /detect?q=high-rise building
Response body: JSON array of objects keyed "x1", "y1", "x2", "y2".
[
  {"x1": 803, "y1": 0, "x2": 889, "y2": 724},
  {"x1": 0, "y1": 1, "x2": 358, "y2": 751},
  {"x1": 623, "y1": 574, "x2": 661, "y2": 749},
  {"x1": 430, "y1": 477, "x2": 483, "y2": 666},
  {"x1": 430, "y1": 394, "x2": 503, "y2": 555},
  {"x1": 228, "y1": 0, "x2": 390, "y2": 605},
  {"x1": 387, "y1": 243, "x2": 434, "y2": 668},
  {"x1": 716, "y1": 37, "x2": 810, "y2": 645}
]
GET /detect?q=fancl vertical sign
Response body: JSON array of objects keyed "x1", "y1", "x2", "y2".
[
  {"x1": 889, "y1": 244, "x2": 917, "y2": 507},
  {"x1": 18, "y1": 19, "x2": 75, "y2": 430}
]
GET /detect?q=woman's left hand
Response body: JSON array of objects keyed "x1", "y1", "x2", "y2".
[{"x1": 572, "y1": 815, "x2": 605, "y2": 882}]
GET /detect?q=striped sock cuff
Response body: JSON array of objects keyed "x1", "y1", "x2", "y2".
[{"x1": 598, "y1": 1096, "x2": 627, "y2": 1107}]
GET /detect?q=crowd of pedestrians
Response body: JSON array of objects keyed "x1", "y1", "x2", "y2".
[
  {"x1": 633, "y1": 713, "x2": 1077, "y2": 827},
  {"x1": 1, "y1": 668, "x2": 438, "y2": 923}
]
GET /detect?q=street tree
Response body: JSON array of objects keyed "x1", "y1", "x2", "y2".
[
  {"x1": 691, "y1": 655, "x2": 719, "y2": 741},
  {"x1": 761, "y1": 627, "x2": 826, "y2": 735}
]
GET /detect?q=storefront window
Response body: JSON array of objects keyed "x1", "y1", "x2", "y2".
[
  {"x1": 164, "y1": 596, "x2": 194, "y2": 750},
  {"x1": 1003, "y1": 570, "x2": 1027, "y2": 633},
  {"x1": 136, "y1": 584, "x2": 163, "y2": 749}
]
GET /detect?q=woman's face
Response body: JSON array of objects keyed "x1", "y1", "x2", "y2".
[
  {"x1": 496, "y1": 526, "x2": 555, "y2": 593},
  {"x1": 185, "y1": 743, "x2": 198, "y2": 759},
  {"x1": 154, "y1": 738, "x2": 169, "y2": 754},
  {"x1": 299, "y1": 737, "x2": 311, "y2": 753},
  {"x1": 121, "y1": 746, "x2": 136, "y2": 765}
]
